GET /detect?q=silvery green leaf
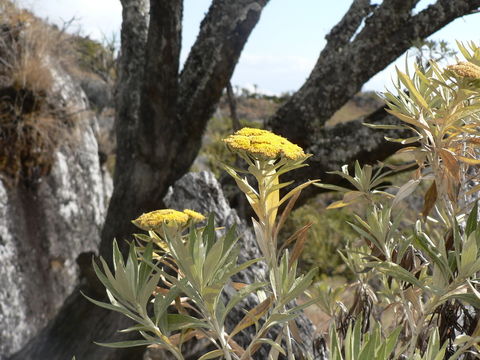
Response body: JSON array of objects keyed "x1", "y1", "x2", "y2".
[
  {"x1": 264, "y1": 313, "x2": 299, "y2": 330},
  {"x1": 92, "y1": 258, "x2": 120, "y2": 300},
  {"x1": 166, "y1": 314, "x2": 209, "y2": 331},
  {"x1": 222, "y1": 224, "x2": 238, "y2": 255},
  {"x1": 422, "y1": 328, "x2": 447, "y2": 360},
  {"x1": 279, "y1": 267, "x2": 316, "y2": 306},
  {"x1": 118, "y1": 324, "x2": 151, "y2": 333},
  {"x1": 466, "y1": 201, "x2": 478, "y2": 237},
  {"x1": 138, "y1": 271, "x2": 161, "y2": 310},
  {"x1": 329, "y1": 324, "x2": 343, "y2": 360},
  {"x1": 252, "y1": 217, "x2": 269, "y2": 258},
  {"x1": 126, "y1": 242, "x2": 139, "y2": 293},
  {"x1": 357, "y1": 331, "x2": 377, "y2": 360},
  {"x1": 202, "y1": 213, "x2": 216, "y2": 252},
  {"x1": 138, "y1": 241, "x2": 154, "y2": 285},
  {"x1": 202, "y1": 237, "x2": 225, "y2": 286},
  {"x1": 154, "y1": 283, "x2": 182, "y2": 326},
  {"x1": 94, "y1": 339, "x2": 154, "y2": 348},
  {"x1": 222, "y1": 282, "x2": 267, "y2": 323},
  {"x1": 379, "y1": 326, "x2": 402, "y2": 359},
  {"x1": 81, "y1": 292, "x2": 145, "y2": 325},
  {"x1": 133, "y1": 233, "x2": 152, "y2": 242},
  {"x1": 112, "y1": 239, "x2": 125, "y2": 272},
  {"x1": 393, "y1": 179, "x2": 421, "y2": 207},
  {"x1": 460, "y1": 231, "x2": 478, "y2": 276},
  {"x1": 444, "y1": 293, "x2": 480, "y2": 308},
  {"x1": 372, "y1": 261, "x2": 426, "y2": 290},
  {"x1": 413, "y1": 230, "x2": 450, "y2": 283},
  {"x1": 197, "y1": 349, "x2": 224, "y2": 360},
  {"x1": 267, "y1": 327, "x2": 284, "y2": 360},
  {"x1": 218, "y1": 257, "x2": 263, "y2": 284}
]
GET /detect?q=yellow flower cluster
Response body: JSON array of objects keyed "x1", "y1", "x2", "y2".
[
  {"x1": 223, "y1": 127, "x2": 306, "y2": 160},
  {"x1": 447, "y1": 62, "x2": 480, "y2": 79},
  {"x1": 183, "y1": 209, "x2": 206, "y2": 222},
  {"x1": 133, "y1": 208, "x2": 205, "y2": 231}
]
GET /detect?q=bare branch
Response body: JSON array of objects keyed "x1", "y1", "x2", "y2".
[
  {"x1": 324, "y1": 0, "x2": 374, "y2": 49},
  {"x1": 172, "y1": 0, "x2": 269, "y2": 181},
  {"x1": 136, "y1": 0, "x2": 183, "y2": 160},
  {"x1": 114, "y1": 0, "x2": 149, "y2": 178},
  {"x1": 268, "y1": 0, "x2": 480, "y2": 147},
  {"x1": 285, "y1": 108, "x2": 410, "y2": 204}
]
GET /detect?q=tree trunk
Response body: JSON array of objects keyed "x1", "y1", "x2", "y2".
[
  {"x1": 10, "y1": 1, "x2": 270, "y2": 359},
  {"x1": 9, "y1": 1, "x2": 480, "y2": 359}
]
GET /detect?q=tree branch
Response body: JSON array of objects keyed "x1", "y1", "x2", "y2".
[
  {"x1": 324, "y1": 0, "x2": 375, "y2": 50},
  {"x1": 172, "y1": 0, "x2": 270, "y2": 182},
  {"x1": 137, "y1": 1, "x2": 183, "y2": 160},
  {"x1": 285, "y1": 107, "x2": 410, "y2": 204},
  {"x1": 114, "y1": 0, "x2": 149, "y2": 179},
  {"x1": 267, "y1": 0, "x2": 480, "y2": 147}
]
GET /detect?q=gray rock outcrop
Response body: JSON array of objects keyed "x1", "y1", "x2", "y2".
[{"x1": 0, "y1": 63, "x2": 111, "y2": 358}]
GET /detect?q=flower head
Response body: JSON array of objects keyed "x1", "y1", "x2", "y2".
[
  {"x1": 223, "y1": 127, "x2": 306, "y2": 160},
  {"x1": 132, "y1": 209, "x2": 189, "y2": 231},
  {"x1": 447, "y1": 62, "x2": 480, "y2": 79},
  {"x1": 183, "y1": 209, "x2": 206, "y2": 222}
]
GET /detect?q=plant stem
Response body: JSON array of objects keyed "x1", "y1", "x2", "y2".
[
  {"x1": 210, "y1": 316, "x2": 233, "y2": 360},
  {"x1": 283, "y1": 309, "x2": 295, "y2": 360},
  {"x1": 152, "y1": 327, "x2": 184, "y2": 360}
]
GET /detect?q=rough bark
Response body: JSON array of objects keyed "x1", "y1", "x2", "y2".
[{"x1": 173, "y1": 0, "x2": 270, "y2": 188}]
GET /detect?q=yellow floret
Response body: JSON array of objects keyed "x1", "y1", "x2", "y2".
[
  {"x1": 447, "y1": 62, "x2": 480, "y2": 79},
  {"x1": 183, "y1": 209, "x2": 206, "y2": 222},
  {"x1": 132, "y1": 209, "x2": 189, "y2": 231},
  {"x1": 223, "y1": 127, "x2": 306, "y2": 160}
]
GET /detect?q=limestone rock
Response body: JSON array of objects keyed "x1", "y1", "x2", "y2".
[{"x1": 0, "y1": 63, "x2": 111, "y2": 358}]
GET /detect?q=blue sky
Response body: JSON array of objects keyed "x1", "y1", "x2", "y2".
[{"x1": 20, "y1": 0, "x2": 480, "y2": 94}]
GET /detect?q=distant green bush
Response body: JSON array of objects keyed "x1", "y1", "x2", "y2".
[{"x1": 281, "y1": 200, "x2": 356, "y2": 278}]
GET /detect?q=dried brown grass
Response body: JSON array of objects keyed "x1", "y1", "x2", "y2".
[{"x1": 0, "y1": 0, "x2": 77, "y2": 185}]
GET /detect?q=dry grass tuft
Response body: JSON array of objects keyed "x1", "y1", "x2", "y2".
[{"x1": 0, "y1": 0, "x2": 77, "y2": 186}]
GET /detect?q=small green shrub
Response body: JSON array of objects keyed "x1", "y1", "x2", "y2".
[
  {"x1": 88, "y1": 128, "x2": 319, "y2": 359},
  {"x1": 317, "y1": 41, "x2": 480, "y2": 359}
]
